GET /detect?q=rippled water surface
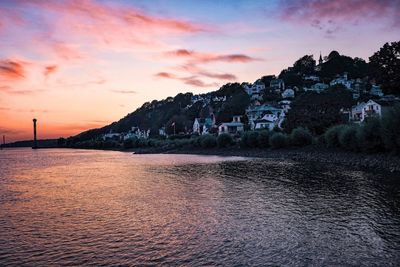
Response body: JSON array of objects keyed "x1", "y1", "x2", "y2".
[{"x1": 0, "y1": 148, "x2": 399, "y2": 266}]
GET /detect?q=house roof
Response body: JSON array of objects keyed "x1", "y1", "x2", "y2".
[
  {"x1": 247, "y1": 104, "x2": 282, "y2": 112},
  {"x1": 255, "y1": 118, "x2": 274, "y2": 123}
]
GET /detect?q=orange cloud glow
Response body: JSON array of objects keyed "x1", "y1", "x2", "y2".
[
  {"x1": 0, "y1": 59, "x2": 26, "y2": 80},
  {"x1": 44, "y1": 65, "x2": 58, "y2": 78}
]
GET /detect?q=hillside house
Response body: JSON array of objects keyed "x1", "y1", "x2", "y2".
[
  {"x1": 281, "y1": 88, "x2": 295, "y2": 98},
  {"x1": 218, "y1": 115, "x2": 244, "y2": 136},
  {"x1": 246, "y1": 104, "x2": 284, "y2": 130},
  {"x1": 330, "y1": 73, "x2": 353, "y2": 89},
  {"x1": 270, "y1": 79, "x2": 285, "y2": 92},
  {"x1": 304, "y1": 75, "x2": 320, "y2": 82},
  {"x1": 278, "y1": 100, "x2": 291, "y2": 113},
  {"x1": 123, "y1": 127, "x2": 149, "y2": 140},
  {"x1": 350, "y1": 100, "x2": 381, "y2": 122},
  {"x1": 193, "y1": 117, "x2": 215, "y2": 135},
  {"x1": 254, "y1": 111, "x2": 280, "y2": 131},
  {"x1": 311, "y1": 83, "x2": 329, "y2": 92},
  {"x1": 370, "y1": 85, "x2": 384, "y2": 97},
  {"x1": 103, "y1": 131, "x2": 121, "y2": 141},
  {"x1": 244, "y1": 80, "x2": 265, "y2": 101},
  {"x1": 158, "y1": 127, "x2": 167, "y2": 137}
]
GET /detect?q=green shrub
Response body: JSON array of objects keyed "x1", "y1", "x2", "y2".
[
  {"x1": 123, "y1": 138, "x2": 134, "y2": 149},
  {"x1": 290, "y1": 127, "x2": 313, "y2": 147},
  {"x1": 381, "y1": 104, "x2": 400, "y2": 154},
  {"x1": 217, "y1": 133, "x2": 233, "y2": 148},
  {"x1": 316, "y1": 134, "x2": 326, "y2": 147},
  {"x1": 324, "y1": 125, "x2": 345, "y2": 148},
  {"x1": 357, "y1": 118, "x2": 384, "y2": 153},
  {"x1": 241, "y1": 131, "x2": 259, "y2": 148},
  {"x1": 200, "y1": 134, "x2": 217, "y2": 148},
  {"x1": 137, "y1": 138, "x2": 149, "y2": 147},
  {"x1": 338, "y1": 125, "x2": 359, "y2": 151},
  {"x1": 257, "y1": 130, "x2": 270, "y2": 148},
  {"x1": 190, "y1": 137, "x2": 200, "y2": 147},
  {"x1": 269, "y1": 133, "x2": 288, "y2": 149}
]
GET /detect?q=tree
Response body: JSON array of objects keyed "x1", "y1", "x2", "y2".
[
  {"x1": 369, "y1": 41, "x2": 400, "y2": 95},
  {"x1": 282, "y1": 86, "x2": 353, "y2": 135},
  {"x1": 292, "y1": 55, "x2": 316, "y2": 75}
]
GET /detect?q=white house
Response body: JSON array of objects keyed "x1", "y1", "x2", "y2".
[
  {"x1": 218, "y1": 115, "x2": 244, "y2": 135},
  {"x1": 330, "y1": 73, "x2": 353, "y2": 89},
  {"x1": 270, "y1": 79, "x2": 285, "y2": 92},
  {"x1": 304, "y1": 75, "x2": 320, "y2": 82},
  {"x1": 158, "y1": 127, "x2": 167, "y2": 137},
  {"x1": 370, "y1": 85, "x2": 384, "y2": 97},
  {"x1": 213, "y1": 96, "x2": 227, "y2": 102},
  {"x1": 244, "y1": 80, "x2": 265, "y2": 95},
  {"x1": 254, "y1": 111, "x2": 280, "y2": 131},
  {"x1": 311, "y1": 83, "x2": 329, "y2": 92},
  {"x1": 123, "y1": 127, "x2": 149, "y2": 140},
  {"x1": 351, "y1": 100, "x2": 382, "y2": 122},
  {"x1": 281, "y1": 88, "x2": 295, "y2": 99},
  {"x1": 246, "y1": 104, "x2": 284, "y2": 130},
  {"x1": 103, "y1": 131, "x2": 121, "y2": 141},
  {"x1": 278, "y1": 100, "x2": 291, "y2": 113},
  {"x1": 193, "y1": 117, "x2": 215, "y2": 135}
]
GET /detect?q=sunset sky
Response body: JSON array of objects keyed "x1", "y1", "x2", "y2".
[{"x1": 1, "y1": 0, "x2": 399, "y2": 142}]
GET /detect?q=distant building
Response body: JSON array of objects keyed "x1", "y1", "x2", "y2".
[
  {"x1": 370, "y1": 85, "x2": 384, "y2": 97},
  {"x1": 330, "y1": 73, "x2": 353, "y2": 89},
  {"x1": 246, "y1": 104, "x2": 284, "y2": 130},
  {"x1": 218, "y1": 116, "x2": 244, "y2": 135},
  {"x1": 212, "y1": 96, "x2": 226, "y2": 102},
  {"x1": 278, "y1": 100, "x2": 291, "y2": 113},
  {"x1": 281, "y1": 88, "x2": 295, "y2": 99},
  {"x1": 193, "y1": 116, "x2": 215, "y2": 135},
  {"x1": 304, "y1": 75, "x2": 320, "y2": 82},
  {"x1": 158, "y1": 127, "x2": 167, "y2": 137},
  {"x1": 310, "y1": 82, "x2": 329, "y2": 92},
  {"x1": 270, "y1": 79, "x2": 285, "y2": 92},
  {"x1": 350, "y1": 100, "x2": 381, "y2": 122},
  {"x1": 244, "y1": 80, "x2": 265, "y2": 95},
  {"x1": 103, "y1": 130, "x2": 121, "y2": 141},
  {"x1": 123, "y1": 127, "x2": 149, "y2": 140},
  {"x1": 254, "y1": 111, "x2": 280, "y2": 131}
]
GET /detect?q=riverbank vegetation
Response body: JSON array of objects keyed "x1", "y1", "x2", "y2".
[{"x1": 61, "y1": 104, "x2": 400, "y2": 157}]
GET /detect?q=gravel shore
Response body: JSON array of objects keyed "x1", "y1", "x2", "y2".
[{"x1": 132, "y1": 146, "x2": 400, "y2": 173}]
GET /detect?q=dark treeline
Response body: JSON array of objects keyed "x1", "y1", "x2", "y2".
[
  {"x1": 1, "y1": 139, "x2": 58, "y2": 148},
  {"x1": 60, "y1": 104, "x2": 400, "y2": 156}
]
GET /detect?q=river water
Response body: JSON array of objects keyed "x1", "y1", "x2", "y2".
[{"x1": 0, "y1": 148, "x2": 399, "y2": 266}]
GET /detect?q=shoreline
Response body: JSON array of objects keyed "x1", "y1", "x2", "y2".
[
  {"x1": 132, "y1": 145, "x2": 400, "y2": 173},
  {"x1": 8, "y1": 145, "x2": 398, "y2": 173}
]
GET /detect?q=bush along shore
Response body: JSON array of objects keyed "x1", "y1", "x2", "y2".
[{"x1": 63, "y1": 104, "x2": 400, "y2": 173}]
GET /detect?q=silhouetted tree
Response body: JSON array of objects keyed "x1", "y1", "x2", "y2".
[
  {"x1": 282, "y1": 86, "x2": 353, "y2": 135},
  {"x1": 369, "y1": 41, "x2": 400, "y2": 95}
]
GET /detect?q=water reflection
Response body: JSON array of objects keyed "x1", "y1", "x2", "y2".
[{"x1": 0, "y1": 148, "x2": 399, "y2": 266}]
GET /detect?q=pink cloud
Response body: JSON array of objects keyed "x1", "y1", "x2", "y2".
[
  {"x1": 197, "y1": 71, "x2": 237, "y2": 81},
  {"x1": 155, "y1": 72, "x2": 219, "y2": 88},
  {"x1": 165, "y1": 49, "x2": 261, "y2": 64},
  {"x1": 182, "y1": 78, "x2": 218, "y2": 88},
  {"x1": 111, "y1": 90, "x2": 137, "y2": 94},
  {"x1": 44, "y1": 64, "x2": 58, "y2": 78},
  {"x1": 19, "y1": 0, "x2": 209, "y2": 53},
  {"x1": 280, "y1": 0, "x2": 400, "y2": 33},
  {"x1": 155, "y1": 72, "x2": 178, "y2": 79},
  {"x1": 0, "y1": 59, "x2": 26, "y2": 80}
]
